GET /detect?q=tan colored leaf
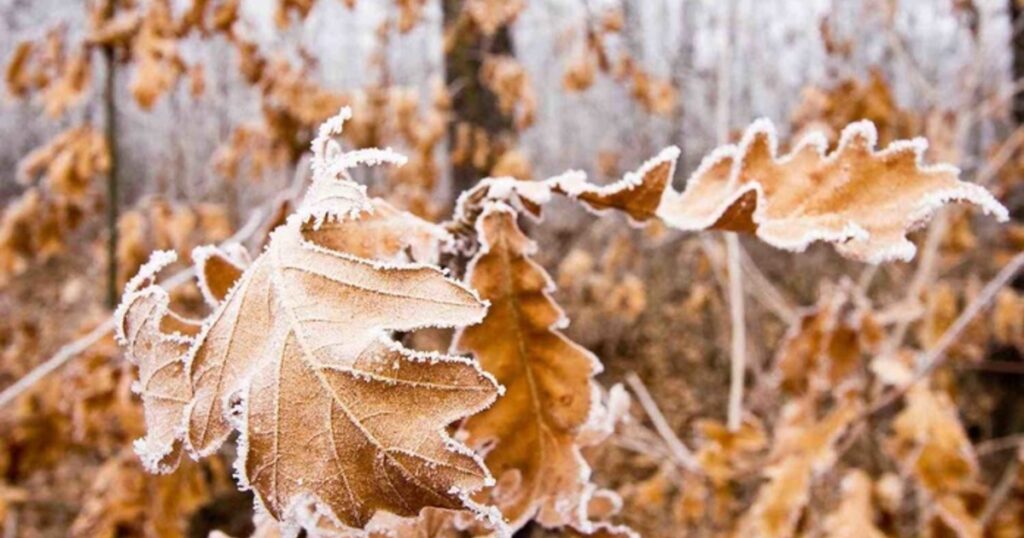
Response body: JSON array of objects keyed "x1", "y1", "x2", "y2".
[
  {"x1": 119, "y1": 109, "x2": 502, "y2": 532},
  {"x1": 550, "y1": 147, "x2": 678, "y2": 224},
  {"x1": 889, "y1": 384, "x2": 978, "y2": 495},
  {"x1": 299, "y1": 180, "x2": 447, "y2": 265},
  {"x1": 775, "y1": 281, "x2": 881, "y2": 394},
  {"x1": 69, "y1": 448, "x2": 212, "y2": 538},
  {"x1": 739, "y1": 395, "x2": 860, "y2": 538},
  {"x1": 114, "y1": 251, "x2": 200, "y2": 473},
  {"x1": 193, "y1": 244, "x2": 248, "y2": 305},
  {"x1": 454, "y1": 202, "x2": 604, "y2": 530},
  {"x1": 822, "y1": 470, "x2": 888, "y2": 538},
  {"x1": 553, "y1": 121, "x2": 1007, "y2": 263}
]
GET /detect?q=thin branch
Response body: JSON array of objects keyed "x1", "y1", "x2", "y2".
[
  {"x1": 974, "y1": 125, "x2": 1024, "y2": 187},
  {"x1": 864, "y1": 252, "x2": 1024, "y2": 419},
  {"x1": 976, "y1": 434, "x2": 1024, "y2": 456},
  {"x1": 0, "y1": 319, "x2": 115, "y2": 409},
  {"x1": 879, "y1": 210, "x2": 948, "y2": 357},
  {"x1": 0, "y1": 208, "x2": 267, "y2": 410},
  {"x1": 3, "y1": 506, "x2": 15, "y2": 538},
  {"x1": 103, "y1": 42, "x2": 120, "y2": 309},
  {"x1": 725, "y1": 234, "x2": 746, "y2": 431},
  {"x1": 980, "y1": 457, "x2": 1021, "y2": 526},
  {"x1": 624, "y1": 372, "x2": 700, "y2": 472},
  {"x1": 738, "y1": 247, "x2": 798, "y2": 326},
  {"x1": 715, "y1": 0, "x2": 745, "y2": 433}
]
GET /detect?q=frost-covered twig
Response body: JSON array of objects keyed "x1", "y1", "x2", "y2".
[
  {"x1": 879, "y1": 209, "x2": 948, "y2": 357},
  {"x1": 0, "y1": 318, "x2": 116, "y2": 409},
  {"x1": 974, "y1": 126, "x2": 1024, "y2": 187},
  {"x1": 624, "y1": 372, "x2": 699, "y2": 472}
]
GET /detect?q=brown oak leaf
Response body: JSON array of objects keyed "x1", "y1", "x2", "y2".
[
  {"x1": 552, "y1": 121, "x2": 1007, "y2": 263},
  {"x1": 454, "y1": 202, "x2": 605, "y2": 531}
]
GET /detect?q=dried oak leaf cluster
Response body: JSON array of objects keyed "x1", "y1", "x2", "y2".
[{"x1": 115, "y1": 107, "x2": 1009, "y2": 536}]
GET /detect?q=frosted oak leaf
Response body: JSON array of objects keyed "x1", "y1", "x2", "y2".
[
  {"x1": 454, "y1": 202, "x2": 607, "y2": 531},
  {"x1": 551, "y1": 120, "x2": 1008, "y2": 263},
  {"x1": 116, "y1": 107, "x2": 503, "y2": 533},
  {"x1": 114, "y1": 250, "x2": 201, "y2": 473}
]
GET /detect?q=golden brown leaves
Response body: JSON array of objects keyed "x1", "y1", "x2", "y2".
[
  {"x1": 889, "y1": 385, "x2": 979, "y2": 496},
  {"x1": 480, "y1": 55, "x2": 536, "y2": 130},
  {"x1": 116, "y1": 110, "x2": 502, "y2": 532},
  {"x1": 69, "y1": 449, "x2": 213, "y2": 538},
  {"x1": 554, "y1": 121, "x2": 1007, "y2": 263},
  {"x1": 822, "y1": 470, "x2": 887, "y2": 538},
  {"x1": 18, "y1": 126, "x2": 110, "y2": 201},
  {"x1": 0, "y1": 189, "x2": 84, "y2": 285},
  {"x1": 455, "y1": 203, "x2": 603, "y2": 531},
  {"x1": 775, "y1": 282, "x2": 882, "y2": 394},
  {"x1": 739, "y1": 396, "x2": 861, "y2": 538},
  {"x1": 5, "y1": 29, "x2": 93, "y2": 116}
]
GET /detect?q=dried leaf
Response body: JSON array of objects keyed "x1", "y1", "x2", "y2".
[
  {"x1": 114, "y1": 251, "x2": 200, "y2": 473},
  {"x1": 775, "y1": 282, "x2": 881, "y2": 394},
  {"x1": 454, "y1": 202, "x2": 604, "y2": 530},
  {"x1": 553, "y1": 122, "x2": 1007, "y2": 263},
  {"x1": 118, "y1": 109, "x2": 502, "y2": 532},
  {"x1": 739, "y1": 396, "x2": 860, "y2": 538},
  {"x1": 889, "y1": 384, "x2": 978, "y2": 495},
  {"x1": 193, "y1": 244, "x2": 248, "y2": 305},
  {"x1": 822, "y1": 470, "x2": 887, "y2": 538},
  {"x1": 69, "y1": 448, "x2": 212, "y2": 538}
]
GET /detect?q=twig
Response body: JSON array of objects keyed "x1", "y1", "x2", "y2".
[
  {"x1": 959, "y1": 360, "x2": 1024, "y2": 375},
  {"x1": 739, "y1": 247, "x2": 798, "y2": 325},
  {"x1": 715, "y1": 0, "x2": 746, "y2": 433},
  {"x1": 979, "y1": 457, "x2": 1021, "y2": 526},
  {"x1": 0, "y1": 319, "x2": 115, "y2": 409},
  {"x1": 103, "y1": 42, "x2": 120, "y2": 309},
  {"x1": 974, "y1": 125, "x2": 1024, "y2": 187},
  {"x1": 725, "y1": 234, "x2": 746, "y2": 432},
  {"x1": 698, "y1": 236, "x2": 796, "y2": 324},
  {"x1": 3, "y1": 506, "x2": 15, "y2": 538},
  {"x1": 864, "y1": 252, "x2": 1024, "y2": 419},
  {"x1": 976, "y1": 434, "x2": 1024, "y2": 456},
  {"x1": 879, "y1": 210, "x2": 948, "y2": 358},
  {"x1": 0, "y1": 208, "x2": 267, "y2": 410},
  {"x1": 624, "y1": 372, "x2": 700, "y2": 472}
]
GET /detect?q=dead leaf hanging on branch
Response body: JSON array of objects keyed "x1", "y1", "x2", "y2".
[
  {"x1": 552, "y1": 120, "x2": 1008, "y2": 263},
  {"x1": 454, "y1": 201, "x2": 610, "y2": 532}
]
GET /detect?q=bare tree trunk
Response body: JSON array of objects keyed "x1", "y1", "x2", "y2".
[
  {"x1": 103, "y1": 43, "x2": 119, "y2": 309},
  {"x1": 442, "y1": 0, "x2": 516, "y2": 199}
]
